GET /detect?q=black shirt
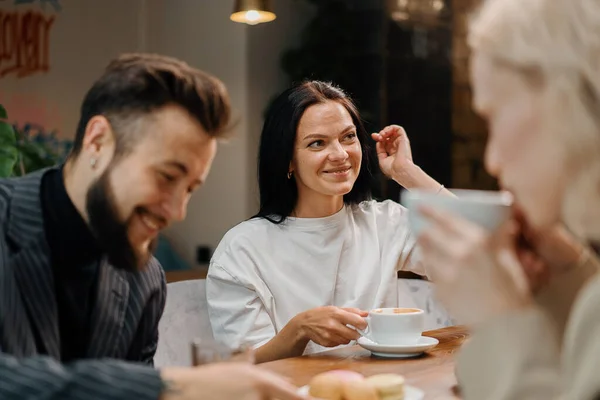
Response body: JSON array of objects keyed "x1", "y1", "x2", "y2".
[{"x1": 40, "y1": 166, "x2": 102, "y2": 362}]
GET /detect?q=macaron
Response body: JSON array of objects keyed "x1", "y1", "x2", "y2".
[
  {"x1": 308, "y1": 370, "x2": 365, "y2": 400},
  {"x1": 365, "y1": 374, "x2": 405, "y2": 400},
  {"x1": 342, "y1": 379, "x2": 379, "y2": 400}
]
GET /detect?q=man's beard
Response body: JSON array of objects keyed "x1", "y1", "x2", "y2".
[{"x1": 86, "y1": 166, "x2": 158, "y2": 272}]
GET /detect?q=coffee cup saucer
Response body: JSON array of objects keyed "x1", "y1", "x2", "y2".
[{"x1": 357, "y1": 336, "x2": 439, "y2": 358}]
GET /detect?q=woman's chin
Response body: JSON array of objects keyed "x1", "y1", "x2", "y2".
[{"x1": 324, "y1": 183, "x2": 354, "y2": 197}]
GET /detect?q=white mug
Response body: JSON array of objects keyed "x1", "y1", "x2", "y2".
[
  {"x1": 401, "y1": 188, "x2": 514, "y2": 236},
  {"x1": 359, "y1": 307, "x2": 424, "y2": 345}
]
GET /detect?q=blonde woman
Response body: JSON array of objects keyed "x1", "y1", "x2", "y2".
[{"x1": 415, "y1": 0, "x2": 600, "y2": 399}]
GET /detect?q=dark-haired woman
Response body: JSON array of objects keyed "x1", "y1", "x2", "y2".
[{"x1": 207, "y1": 81, "x2": 451, "y2": 363}]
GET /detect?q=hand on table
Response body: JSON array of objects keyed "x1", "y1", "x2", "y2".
[
  {"x1": 294, "y1": 306, "x2": 368, "y2": 348},
  {"x1": 160, "y1": 362, "x2": 310, "y2": 400}
]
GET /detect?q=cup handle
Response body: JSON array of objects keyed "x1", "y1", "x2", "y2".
[{"x1": 355, "y1": 316, "x2": 371, "y2": 339}]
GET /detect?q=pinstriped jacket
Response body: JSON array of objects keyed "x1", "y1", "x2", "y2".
[{"x1": 0, "y1": 168, "x2": 167, "y2": 400}]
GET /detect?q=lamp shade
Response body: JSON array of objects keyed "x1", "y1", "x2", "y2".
[
  {"x1": 387, "y1": 0, "x2": 450, "y2": 28},
  {"x1": 230, "y1": 0, "x2": 276, "y2": 25}
]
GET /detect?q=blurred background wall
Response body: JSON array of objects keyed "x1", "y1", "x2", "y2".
[{"x1": 0, "y1": 0, "x2": 491, "y2": 271}]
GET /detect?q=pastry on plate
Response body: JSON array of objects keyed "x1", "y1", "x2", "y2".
[
  {"x1": 365, "y1": 374, "x2": 405, "y2": 400},
  {"x1": 342, "y1": 379, "x2": 379, "y2": 400},
  {"x1": 308, "y1": 370, "x2": 365, "y2": 400}
]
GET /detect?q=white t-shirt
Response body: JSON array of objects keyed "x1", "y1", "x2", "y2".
[{"x1": 206, "y1": 200, "x2": 426, "y2": 354}]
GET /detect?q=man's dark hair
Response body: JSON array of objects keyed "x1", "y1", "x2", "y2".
[{"x1": 69, "y1": 53, "x2": 232, "y2": 159}]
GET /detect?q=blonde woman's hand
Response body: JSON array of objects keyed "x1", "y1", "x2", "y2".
[
  {"x1": 512, "y1": 207, "x2": 587, "y2": 292},
  {"x1": 416, "y1": 206, "x2": 533, "y2": 326}
]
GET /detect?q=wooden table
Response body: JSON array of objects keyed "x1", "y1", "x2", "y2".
[
  {"x1": 164, "y1": 268, "x2": 207, "y2": 283},
  {"x1": 261, "y1": 325, "x2": 469, "y2": 399}
]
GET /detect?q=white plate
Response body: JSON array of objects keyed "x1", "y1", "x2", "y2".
[
  {"x1": 357, "y1": 336, "x2": 439, "y2": 358},
  {"x1": 298, "y1": 383, "x2": 424, "y2": 400}
]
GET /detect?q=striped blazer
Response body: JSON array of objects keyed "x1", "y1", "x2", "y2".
[{"x1": 0, "y1": 169, "x2": 167, "y2": 400}]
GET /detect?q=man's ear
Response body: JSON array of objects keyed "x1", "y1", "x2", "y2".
[{"x1": 81, "y1": 115, "x2": 116, "y2": 170}]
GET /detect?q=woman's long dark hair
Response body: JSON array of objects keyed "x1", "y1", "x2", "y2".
[{"x1": 254, "y1": 80, "x2": 374, "y2": 224}]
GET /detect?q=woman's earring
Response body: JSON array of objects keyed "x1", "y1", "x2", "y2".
[
  {"x1": 90, "y1": 158, "x2": 97, "y2": 168},
  {"x1": 287, "y1": 171, "x2": 292, "y2": 179}
]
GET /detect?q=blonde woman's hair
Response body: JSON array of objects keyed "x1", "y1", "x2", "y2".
[{"x1": 467, "y1": 0, "x2": 600, "y2": 238}]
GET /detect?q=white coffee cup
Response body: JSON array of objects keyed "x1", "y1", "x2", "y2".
[
  {"x1": 401, "y1": 188, "x2": 514, "y2": 236},
  {"x1": 359, "y1": 307, "x2": 424, "y2": 345}
]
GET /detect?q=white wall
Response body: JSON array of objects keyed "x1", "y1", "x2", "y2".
[
  {"x1": 147, "y1": 0, "x2": 251, "y2": 267},
  {"x1": 151, "y1": 0, "x2": 312, "y2": 266},
  {"x1": 0, "y1": 0, "x2": 311, "y2": 267},
  {"x1": 245, "y1": 0, "x2": 315, "y2": 211},
  {"x1": 1, "y1": 0, "x2": 146, "y2": 141}
]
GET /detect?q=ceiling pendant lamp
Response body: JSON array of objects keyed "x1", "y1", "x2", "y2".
[
  {"x1": 387, "y1": 0, "x2": 450, "y2": 28},
  {"x1": 230, "y1": 0, "x2": 276, "y2": 26}
]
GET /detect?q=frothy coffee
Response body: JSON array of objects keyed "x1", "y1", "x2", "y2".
[{"x1": 372, "y1": 308, "x2": 421, "y2": 314}]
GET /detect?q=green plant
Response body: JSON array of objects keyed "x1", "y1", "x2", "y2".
[
  {"x1": 0, "y1": 104, "x2": 66, "y2": 178},
  {"x1": 0, "y1": 105, "x2": 18, "y2": 177}
]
